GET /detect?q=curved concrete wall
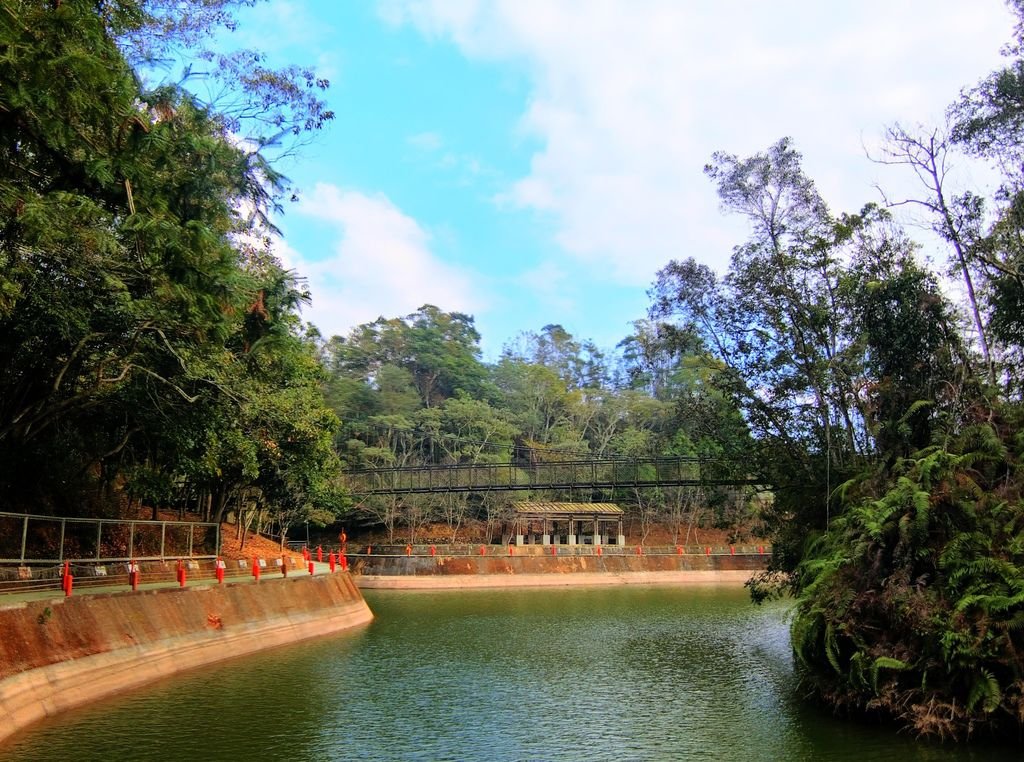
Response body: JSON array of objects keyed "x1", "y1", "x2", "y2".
[{"x1": 0, "y1": 574, "x2": 372, "y2": 744}]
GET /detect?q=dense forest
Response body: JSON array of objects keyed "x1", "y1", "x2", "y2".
[{"x1": 4, "y1": 0, "x2": 1024, "y2": 742}]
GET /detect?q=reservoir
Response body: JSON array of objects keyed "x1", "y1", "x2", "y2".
[{"x1": 0, "y1": 586, "x2": 1014, "y2": 761}]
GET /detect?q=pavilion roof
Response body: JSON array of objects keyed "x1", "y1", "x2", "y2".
[{"x1": 512, "y1": 502, "x2": 623, "y2": 515}]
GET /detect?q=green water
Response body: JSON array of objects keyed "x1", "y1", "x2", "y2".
[{"x1": 0, "y1": 586, "x2": 1017, "y2": 761}]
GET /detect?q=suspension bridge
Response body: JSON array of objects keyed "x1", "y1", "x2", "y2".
[{"x1": 343, "y1": 456, "x2": 761, "y2": 495}]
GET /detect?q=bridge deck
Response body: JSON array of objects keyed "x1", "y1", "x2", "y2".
[{"x1": 344, "y1": 457, "x2": 760, "y2": 495}]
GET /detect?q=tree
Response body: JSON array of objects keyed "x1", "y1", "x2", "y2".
[
  {"x1": 617, "y1": 320, "x2": 703, "y2": 399},
  {"x1": 655, "y1": 140, "x2": 864, "y2": 469},
  {"x1": 761, "y1": 10, "x2": 1024, "y2": 738},
  {"x1": 870, "y1": 123, "x2": 995, "y2": 384},
  {"x1": 415, "y1": 397, "x2": 518, "y2": 465},
  {"x1": 503, "y1": 324, "x2": 609, "y2": 390},
  {"x1": 843, "y1": 235, "x2": 967, "y2": 455},
  {"x1": 651, "y1": 140, "x2": 877, "y2": 566},
  {"x1": 0, "y1": 4, "x2": 240, "y2": 508},
  {"x1": 491, "y1": 359, "x2": 574, "y2": 445},
  {"x1": 324, "y1": 305, "x2": 489, "y2": 413},
  {"x1": 0, "y1": 0, "x2": 342, "y2": 529},
  {"x1": 951, "y1": 1, "x2": 1024, "y2": 394}
]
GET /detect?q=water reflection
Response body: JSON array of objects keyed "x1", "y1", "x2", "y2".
[{"x1": 0, "y1": 586, "x2": 1016, "y2": 761}]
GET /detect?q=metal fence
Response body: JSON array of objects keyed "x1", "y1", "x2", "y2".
[{"x1": 0, "y1": 511, "x2": 220, "y2": 564}]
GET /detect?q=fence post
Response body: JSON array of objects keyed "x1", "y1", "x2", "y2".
[
  {"x1": 96, "y1": 522, "x2": 102, "y2": 561},
  {"x1": 58, "y1": 518, "x2": 66, "y2": 563},
  {"x1": 160, "y1": 522, "x2": 166, "y2": 561},
  {"x1": 20, "y1": 515, "x2": 28, "y2": 564},
  {"x1": 128, "y1": 521, "x2": 135, "y2": 561},
  {"x1": 187, "y1": 525, "x2": 194, "y2": 557}
]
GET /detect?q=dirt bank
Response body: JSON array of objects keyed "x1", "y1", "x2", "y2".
[{"x1": 0, "y1": 573, "x2": 372, "y2": 744}]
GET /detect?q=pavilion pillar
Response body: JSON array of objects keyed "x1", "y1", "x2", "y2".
[
  {"x1": 593, "y1": 517, "x2": 601, "y2": 545},
  {"x1": 617, "y1": 518, "x2": 625, "y2": 546},
  {"x1": 568, "y1": 517, "x2": 576, "y2": 545},
  {"x1": 542, "y1": 518, "x2": 550, "y2": 545},
  {"x1": 515, "y1": 516, "x2": 524, "y2": 546}
]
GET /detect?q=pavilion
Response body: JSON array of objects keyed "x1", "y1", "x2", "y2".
[{"x1": 510, "y1": 502, "x2": 625, "y2": 546}]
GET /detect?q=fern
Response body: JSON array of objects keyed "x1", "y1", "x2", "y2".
[
  {"x1": 791, "y1": 609, "x2": 826, "y2": 669},
  {"x1": 825, "y1": 622, "x2": 842, "y2": 675},
  {"x1": 789, "y1": 407, "x2": 1024, "y2": 737},
  {"x1": 897, "y1": 399, "x2": 934, "y2": 425},
  {"x1": 871, "y1": 656, "x2": 911, "y2": 693},
  {"x1": 1001, "y1": 611, "x2": 1024, "y2": 632},
  {"x1": 967, "y1": 670, "x2": 1002, "y2": 713},
  {"x1": 849, "y1": 651, "x2": 869, "y2": 690},
  {"x1": 911, "y1": 487, "x2": 931, "y2": 542}
]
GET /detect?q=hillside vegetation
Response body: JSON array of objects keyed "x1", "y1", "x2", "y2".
[{"x1": 5, "y1": 0, "x2": 1024, "y2": 741}]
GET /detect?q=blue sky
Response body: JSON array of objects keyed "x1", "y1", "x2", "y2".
[{"x1": 219, "y1": 1, "x2": 1014, "y2": 359}]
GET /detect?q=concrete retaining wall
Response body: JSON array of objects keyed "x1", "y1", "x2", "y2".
[
  {"x1": 0, "y1": 574, "x2": 372, "y2": 744},
  {"x1": 352, "y1": 551, "x2": 767, "y2": 589}
]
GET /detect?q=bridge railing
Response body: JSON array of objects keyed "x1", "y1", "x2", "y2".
[{"x1": 346, "y1": 457, "x2": 754, "y2": 495}]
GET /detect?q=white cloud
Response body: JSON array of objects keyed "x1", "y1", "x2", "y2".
[
  {"x1": 515, "y1": 260, "x2": 577, "y2": 315},
  {"x1": 236, "y1": 0, "x2": 332, "y2": 52},
  {"x1": 280, "y1": 183, "x2": 484, "y2": 337},
  {"x1": 407, "y1": 131, "x2": 444, "y2": 151},
  {"x1": 380, "y1": 0, "x2": 1012, "y2": 285}
]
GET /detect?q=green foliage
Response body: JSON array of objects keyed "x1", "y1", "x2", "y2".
[
  {"x1": 790, "y1": 418, "x2": 1024, "y2": 740},
  {"x1": 0, "y1": 0, "x2": 343, "y2": 527},
  {"x1": 322, "y1": 311, "x2": 757, "y2": 540},
  {"x1": 643, "y1": 6, "x2": 1024, "y2": 745},
  {"x1": 948, "y1": 1, "x2": 1024, "y2": 394},
  {"x1": 650, "y1": 140, "x2": 969, "y2": 570},
  {"x1": 324, "y1": 305, "x2": 489, "y2": 412}
]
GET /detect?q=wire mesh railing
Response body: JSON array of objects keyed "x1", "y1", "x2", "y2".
[{"x1": 345, "y1": 457, "x2": 761, "y2": 495}]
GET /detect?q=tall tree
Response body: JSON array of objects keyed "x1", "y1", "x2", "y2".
[
  {"x1": 652, "y1": 140, "x2": 870, "y2": 481},
  {"x1": 951, "y1": 0, "x2": 1024, "y2": 393},
  {"x1": 325, "y1": 305, "x2": 488, "y2": 411},
  {"x1": 871, "y1": 123, "x2": 995, "y2": 384},
  {"x1": 503, "y1": 324, "x2": 609, "y2": 390},
  {"x1": 0, "y1": 0, "x2": 341, "y2": 523}
]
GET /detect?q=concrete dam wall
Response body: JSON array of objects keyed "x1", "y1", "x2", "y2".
[
  {"x1": 0, "y1": 573, "x2": 372, "y2": 744},
  {"x1": 352, "y1": 547, "x2": 768, "y2": 589}
]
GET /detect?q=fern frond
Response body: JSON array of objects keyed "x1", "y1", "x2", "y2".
[
  {"x1": 871, "y1": 656, "x2": 910, "y2": 693},
  {"x1": 967, "y1": 669, "x2": 1002, "y2": 713},
  {"x1": 825, "y1": 622, "x2": 841, "y2": 674}
]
